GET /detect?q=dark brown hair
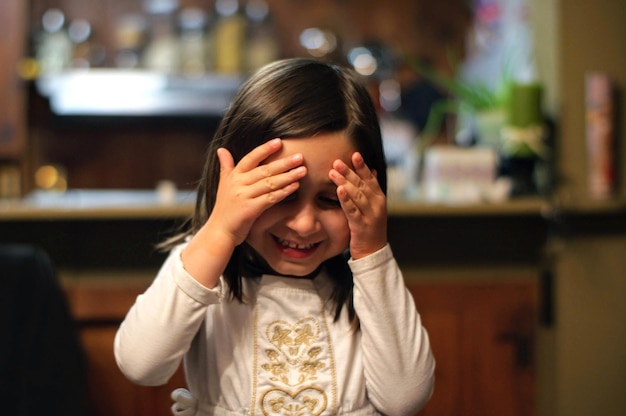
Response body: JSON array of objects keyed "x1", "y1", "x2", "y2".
[{"x1": 166, "y1": 58, "x2": 386, "y2": 323}]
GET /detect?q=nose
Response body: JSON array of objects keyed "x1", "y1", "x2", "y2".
[{"x1": 285, "y1": 202, "x2": 320, "y2": 237}]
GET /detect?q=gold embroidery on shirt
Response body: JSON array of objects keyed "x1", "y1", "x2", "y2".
[
  {"x1": 252, "y1": 292, "x2": 337, "y2": 415},
  {"x1": 261, "y1": 386, "x2": 327, "y2": 416},
  {"x1": 258, "y1": 315, "x2": 334, "y2": 414},
  {"x1": 267, "y1": 318, "x2": 320, "y2": 364},
  {"x1": 318, "y1": 306, "x2": 338, "y2": 413},
  {"x1": 251, "y1": 302, "x2": 260, "y2": 413}
]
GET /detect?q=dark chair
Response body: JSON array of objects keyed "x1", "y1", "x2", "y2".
[{"x1": 0, "y1": 244, "x2": 88, "y2": 416}]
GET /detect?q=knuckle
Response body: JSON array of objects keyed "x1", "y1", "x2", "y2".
[
  {"x1": 260, "y1": 165, "x2": 272, "y2": 178},
  {"x1": 263, "y1": 176, "x2": 276, "y2": 190},
  {"x1": 265, "y1": 192, "x2": 279, "y2": 204}
]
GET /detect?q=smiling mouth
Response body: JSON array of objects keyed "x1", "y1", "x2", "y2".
[{"x1": 274, "y1": 236, "x2": 319, "y2": 250}]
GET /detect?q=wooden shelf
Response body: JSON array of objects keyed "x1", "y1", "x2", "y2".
[
  {"x1": 557, "y1": 198, "x2": 626, "y2": 215},
  {"x1": 388, "y1": 197, "x2": 549, "y2": 217},
  {"x1": 36, "y1": 69, "x2": 243, "y2": 117}
]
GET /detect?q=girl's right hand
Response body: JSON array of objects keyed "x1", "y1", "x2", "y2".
[
  {"x1": 182, "y1": 139, "x2": 306, "y2": 288},
  {"x1": 210, "y1": 138, "x2": 307, "y2": 247}
]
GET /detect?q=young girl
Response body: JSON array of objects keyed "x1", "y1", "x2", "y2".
[{"x1": 115, "y1": 58, "x2": 435, "y2": 416}]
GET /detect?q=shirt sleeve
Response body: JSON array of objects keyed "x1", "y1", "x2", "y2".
[
  {"x1": 349, "y1": 244, "x2": 435, "y2": 415},
  {"x1": 114, "y1": 243, "x2": 222, "y2": 386}
]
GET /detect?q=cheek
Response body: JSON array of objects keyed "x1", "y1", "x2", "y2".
[
  {"x1": 246, "y1": 208, "x2": 277, "y2": 239},
  {"x1": 323, "y1": 211, "x2": 351, "y2": 244}
]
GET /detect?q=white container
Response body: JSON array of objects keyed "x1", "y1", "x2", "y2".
[
  {"x1": 585, "y1": 72, "x2": 615, "y2": 200},
  {"x1": 422, "y1": 146, "x2": 498, "y2": 203}
]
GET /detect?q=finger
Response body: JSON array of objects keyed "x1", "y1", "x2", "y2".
[
  {"x1": 248, "y1": 152, "x2": 304, "y2": 185},
  {"x1": 330, "y1": 168, "x2": 365, "y2": 218},
  {"x1": 260, "y1": 180, "x2": 301, "y2": 206},
  {"x1": 217, "y1": 147, "x2": 235, "y2": 175},
  {"x1": 330, "y1": 160, "x2": 372, "y2": 206},
  {"x1": 331, "y1": 167, "x2": 386, "y2": 223},
  {"x1": 237, "y1": 138, "x2": 283, "y2": 172},
  {"x1": 249, "y1": 165, "x2": 307, "y2": 199},
  {"x1": 331, "y1": 158, "x2": 364, "y2": 186},
  {"x1": 336, "y1": 184, "x2": 363, "y2": 218},
  {"x1": 334, "y1": 155, "x2": 382, "y2": 196},
  {"x1": 338, "y1": 179, "x2": 370, "y2": 217},
  {"x1": 351, "y1": 152, "x2": 380, "y2": 188}
]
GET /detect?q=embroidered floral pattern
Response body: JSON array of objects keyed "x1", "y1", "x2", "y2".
[
  {"x1": 257, "y1": 316, "x2": 334, "y2": 414},
  {"x1": 267, "y1": 318, "x2": 320, "y2": 364},
  {"x1": 261, "y1": 385, "x2": 327, "y2": 415}
]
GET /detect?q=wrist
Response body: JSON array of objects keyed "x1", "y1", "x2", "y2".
[
  {"x1": 180, "y1": 220, "x2": 239, "y2": 288},
  {"x1": 350, "y1": 241, "x2": 388, "y2": 260}
]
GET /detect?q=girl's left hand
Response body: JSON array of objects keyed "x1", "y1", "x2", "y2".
[{"x1": 329, "y1": 152, "x2": 387, "y2": 260}]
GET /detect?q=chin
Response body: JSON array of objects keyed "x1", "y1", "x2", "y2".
[{"x1": 270, "y1": 262, "x2": 319, "y2": 278}]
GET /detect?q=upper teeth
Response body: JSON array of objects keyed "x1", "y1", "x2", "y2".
[{"x1": 278, "y1": 238, "x2": 314, "y2": 250}]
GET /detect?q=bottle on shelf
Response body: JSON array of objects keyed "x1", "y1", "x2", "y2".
[
  {"x1": 213, "y1": 0, "x2": 246, "y2": 75},
  {"x1": 586, "y1": 72, "x2": 615, "y2": 200},
  {"x1": 244, "y1": 0, "x2": 280, "y2": 72},
  {"x1": 142, "y1": 0, "x2": 180, "y2": 73},
  {"x1": 113, "y1": 13, "x2": 147, "y2": 69},
  {"x1": 34, "y1": 9, "x2": 72, "y2": 75},
  {"x1": 67, "y1": 18, "x2": 106, "y2": 69},
  {"x1": 178, "y1": 7, "x2": 212, "y2": 77}
]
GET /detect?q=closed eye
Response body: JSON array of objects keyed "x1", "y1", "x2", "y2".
[
  {"x1": 280, "y1": 192, "x2": 298, "y2": 204},
  {"x1": 318, "y1": 195, "x2": 341, "y2": 208}
]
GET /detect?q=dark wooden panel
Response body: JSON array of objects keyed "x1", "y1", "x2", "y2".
[{"x1": 0, "y1": 0, "x2": 27, "y2": 159}]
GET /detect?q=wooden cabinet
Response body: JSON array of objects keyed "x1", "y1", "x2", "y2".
[
  {"x1": 64, "y1": 275, "x2": 537, "y2": 416},
  {"x1": 65, "y1": 280, "x2": 186, "y2": 416},
  {"x1": 409, "y1": 280, "x2": 537, "y2": 416}
]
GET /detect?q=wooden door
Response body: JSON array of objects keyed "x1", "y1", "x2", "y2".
[{"x1": 408, "y1": 280, "x2": 537, "y2": 416}]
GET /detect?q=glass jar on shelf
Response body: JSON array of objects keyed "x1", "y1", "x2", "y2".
[
  {"x1": 113, "y1": 14, "x2": 147, "y2": 69},
  {"x1": 35, "y1": 9, "x2": 72, "y2": 75},
  {"x1": 213, "y1": 0, "x2": 246, "y2": 75},
  {"x1": 142, "y1": 0, "x2": 180, "y2": 73},
  {"x1": 244, "y1": 0, "x2": 279, "y2": 72},
  {"x1": 178, "y1": 7, "x2": 211, "y2": 76}
]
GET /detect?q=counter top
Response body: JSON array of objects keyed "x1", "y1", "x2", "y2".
[
  {"x1": 0, "y1": 189, "x2": 196, "y2": 220},
  {"x1": 0, "y1": 189, "x2": 555, "y2": 220},
  {"x1": 2, "y1": 189, "x2": 624, "y2": 221},
  {"x1": 3, "y1": 190, "x2": 622, "y2": 270}
]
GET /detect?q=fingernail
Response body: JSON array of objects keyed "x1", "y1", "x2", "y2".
[
  {"x1": 292, "y1": 153, "x2": 303, "y2": 162},
  {"x1": 270, "y1": 138, "x2": 281, "y2": 146},
  {"x1": 293, "y1": 166, "x2": 306, "y2": 175}
]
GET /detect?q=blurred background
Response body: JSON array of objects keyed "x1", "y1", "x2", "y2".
[{"x1": 0, "y1": 1, "x2": 625, "y2": 416}]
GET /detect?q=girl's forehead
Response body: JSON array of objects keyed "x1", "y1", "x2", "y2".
[{"x1": 277, "y1": 133, "x2": 356, "y2": 162}]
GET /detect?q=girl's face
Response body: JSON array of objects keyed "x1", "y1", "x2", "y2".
[{"x1": 246, "y1": 132, "x2": 355, "y2": 277}]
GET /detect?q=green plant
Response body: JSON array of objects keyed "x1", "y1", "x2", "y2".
[{"x1": 406, "y1": 57, "x2": 513, "y2": 141}]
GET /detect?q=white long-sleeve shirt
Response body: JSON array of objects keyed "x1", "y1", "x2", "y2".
[{"x1": 114, "y1": 244, "x2": 435, "y2": 415}]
